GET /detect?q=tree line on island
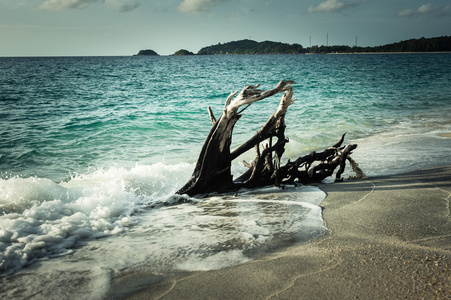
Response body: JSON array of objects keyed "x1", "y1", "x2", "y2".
[{"x1": 135, "y1": 36, "x2": 450, "y2": 56}]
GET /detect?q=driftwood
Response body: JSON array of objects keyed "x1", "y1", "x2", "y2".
[{"x1": 177, "y1": 80, "x2": 364, "y2": 196}]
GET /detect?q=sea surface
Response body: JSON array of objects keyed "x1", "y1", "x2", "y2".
[{"x1": 1, "y1": 53, "x2": 451, "y2": 299}]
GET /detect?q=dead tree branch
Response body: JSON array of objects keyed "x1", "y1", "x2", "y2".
[{"x1": 177, "y1": 81, "x2": 363, "y2": 196}]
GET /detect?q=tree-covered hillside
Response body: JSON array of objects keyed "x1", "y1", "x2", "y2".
[
  {"x1": 308, "y1": 36, "x2": 451, "y2": 53},
  {"x1": 196, "y1": 36, "x2": 450, "y2": 55},
  {"x1": 198, "y1": 39, "x2": 304, "y2": 55},
  {"x1": 365, "y1": 36, "x2": 451, "y2": 53}
]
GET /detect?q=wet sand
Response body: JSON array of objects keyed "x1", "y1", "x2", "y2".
[{"x1": 124, "y1": 165, "x2": 451, "y2": 299}]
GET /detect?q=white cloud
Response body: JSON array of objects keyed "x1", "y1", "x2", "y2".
[
  {"x1": 107, "y1": 0, "x2": 140, "y2": 12},
  {"x1": 307, "y1": 0, "x2": 360, "y2": 14},
  {"x1": 118, "y1": 2, "x2": 140, "y2": 12},
  {"x1": 418, "y1": 4, "x2": 432, "y2": 14},
  {"x1": 397, "y1": 3, "x2": 451, "y2": 18},
  {"x1": 38, "y1": 0, "x2": 141, "y2": 12},
  {"x1": 38, "y1": 0, "x2": 105, "y2": 11},
  {"x1": 177, "y1": 0, "x2": 225, "y2": 15}
]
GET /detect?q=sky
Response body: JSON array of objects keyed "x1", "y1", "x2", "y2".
[{"x1": 0, "y1": 0, "x2": 450, "y2": 56}]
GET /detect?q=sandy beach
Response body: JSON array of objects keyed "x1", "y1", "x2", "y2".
[{"x1": 122, "y1": 165, "x2": 451, "y2": 300}]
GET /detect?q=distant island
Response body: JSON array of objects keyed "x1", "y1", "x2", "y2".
[
  {"x1": 199, "y1": 36, "x2": 450, "y2": 54},
  {"x1": 135, "y1": 49, "x2": 159, "y2": 56},
  {"x1": 173, "y1": 49, "x2": 195, "y2": 56},
  {"x1": 198, "y1": 40, "x2": 304, "y2": 55},
  {"x1": 135, "y1": 36, "x2": 450, "y2": 56}
]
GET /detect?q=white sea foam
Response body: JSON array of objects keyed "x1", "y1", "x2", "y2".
[
  {"x1": 175, "y1": 250, "x2": 251, "y2": 271},
  {"x1": 1, "y1": 173, "x2": 327, "y2": 299},
  {"x1": 350, "y1": 111, "x2": 451, "y2": 176},
  {"x1": 0, "y1": 162, "x2": 194, "y2": 274},
  {"x1": 1, "y1": 159, "x2": 327, "y2": 282}
]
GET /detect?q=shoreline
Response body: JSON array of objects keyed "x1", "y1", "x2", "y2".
[
  {"x1": 1, "y1": 51, "x2": 450, "y2": 59},
  {"x1": 123, "y1": 165, "x2": 451, "y2": 299}
]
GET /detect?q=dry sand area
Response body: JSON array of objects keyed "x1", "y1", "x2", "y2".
[{"x1": 125, "y1": 165, "x2": 451, "y2": 299}]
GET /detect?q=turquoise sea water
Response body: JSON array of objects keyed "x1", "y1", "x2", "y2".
[{"x1": 1, "y1": 54, "x2": 451, "y2": 298}]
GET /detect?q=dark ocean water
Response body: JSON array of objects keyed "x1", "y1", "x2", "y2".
[{"x1": 1, "y1": 54, "x2": 450, "y2": 299}]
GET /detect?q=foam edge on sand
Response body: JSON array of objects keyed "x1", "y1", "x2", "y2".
[{"x1": 124, "y1": 165, "x2": 451, "y2": 300}]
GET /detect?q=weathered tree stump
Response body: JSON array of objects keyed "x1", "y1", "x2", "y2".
[{"x1": 177, "y1": 81, "x2": 364, "y2": 196}]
